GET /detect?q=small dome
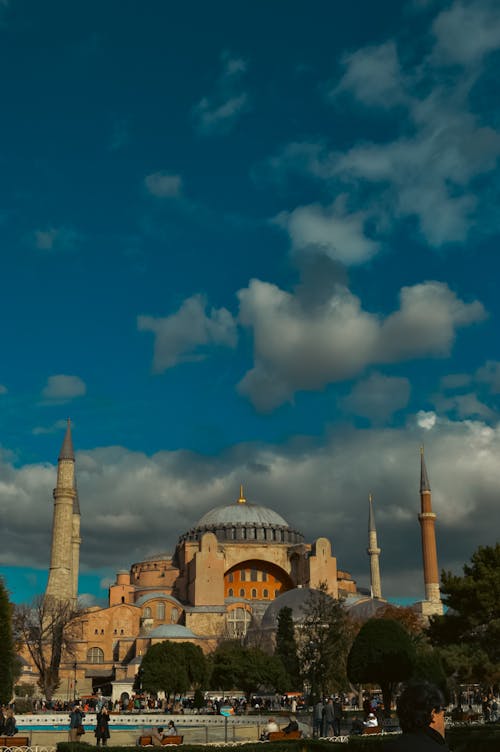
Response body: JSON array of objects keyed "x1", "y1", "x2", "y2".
[
  {"x1": 261, "y1": 587, "x2": 332, "y2": 629},
  {"x1": 148, "y1": 624, "x2": 198, "y2": 639}
]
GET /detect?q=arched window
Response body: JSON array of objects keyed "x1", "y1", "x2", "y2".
[
  {"x1": 143, "y1": 606, "x2": 151, "y2": 618},
  {"x1": 274, "y1": 589, "x2": 280, "y2": 598},
  {"x1": 157, "y1": 602, "x2": 165, "y2": 620},
  {"x1": 240, "y1": 570, "x2": 246, "y2": 581},
  {"x1": 87, "y1": 647, "x2": 104, "y2": 664},
  {"x1": 251, "y1": 588, "x2": 257, "y2": 598},
  {"x1": 250, "y1": 569, "x2": 258, "y2": 582},
  {"x1": 228, "y1": 572, "x2": 234, "y2": 583},
  {"x1": 239, "y1": 588, "x2": 245, "y2": 597},
  {"x1": 228, "y1": 588, "x2": 234, "y2": 597},
  {"x1": 171, "y1": 607, "x2": 179, "y2": 623},
  {"x1": 263, "y1": 589, "x2": 269, "y2": 598},
  {"x1": 262, "y1": 572, "x2": 267, "y2": 582},
  {"x1": 226, "y1": 607, "x2": 252, "y2": 638}
]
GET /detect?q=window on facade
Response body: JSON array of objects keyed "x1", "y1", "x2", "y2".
[
  {"x1": 263, "y1": 589, "x2": 269, "y2": 598},
  {"x1": 87, "y1": 647, "x2": 104, "y2": 664},
  {"x1": 157, "y1": 603, "x2": 165, "y2": 620},
  {"x1": 143, "y1": 607, "x2": 151, "y2": 618},
  {"x1": 171, "y1": 608, "x2": 179, "y2": 623},
  {"x1": 94, "y1": 629, "x2": 98, "y2": 635},
  {"x1": 251, "y1": 588, "x2": 257, "y2": 598},
  {"x1": 251, "y1": 569, "x2": 258, "y2": 581},
  {"x1": 228, "y1": 588, "x2": 234, "y2": 597},
  {"x1": 275, "y1": 589, "x2": 280, "y2": 597},
  {"x1": 228, "y1": 572, "x2": 234, "y2": 583},
  {"x1": 240, "y1": 570, "x2": 246, "y2": 581},
  {"x1": 262, "y1": 572, "x2": 267, "y2": 581},
  {"x1": 226, "y1": 607, "x2": 252, "y2": 639},
  {"x1": 239, "y1": 588, "x2": 245, "y2": 597}
]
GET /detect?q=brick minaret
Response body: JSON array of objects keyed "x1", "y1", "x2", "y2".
[
  {"x1": 367, "y1": 493, "x2": 382, "y2": 599},
  {"x1": 419, "y1": 447, "x2": 442, "y2": 610},
  {"x1": 45, "y1": 420, "x2": 79, "y2": 605}
]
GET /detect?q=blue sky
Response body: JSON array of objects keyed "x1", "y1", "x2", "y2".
[{"x1": 1, "y1": 0, "x2": 500, "y2": 605}]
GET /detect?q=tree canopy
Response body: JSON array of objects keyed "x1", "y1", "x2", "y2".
[
  {"x1": 297, "y1": 584, "x2": 355, "y2": 701},
  {"x1": 210, "y1": 641, "x2": 288, "y2": 697},
  {"x1": 427, "y1": 543, "x2": 500, "y2": 687},
  {"x1": 14, "y1": 596, "x2": 80, "y2": 701},
  {"x1": 347, "y1": 618, "x2": 416, "y2": 713},
  {"x1": 140, "y1": 641, "x2": 207, "y2": 698}
]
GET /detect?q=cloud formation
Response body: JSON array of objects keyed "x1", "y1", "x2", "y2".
[
  {"x1": 237, "y1": 278, "x2": 485, "y2": 411},
  {"x1": 3, "y1": 414, "x2": 500, "y2": 602},
  {"x1": 144, "y1": 171, "x2": 182, "y2": 198},
  {"x1": 42, "y1": 375, "x2": 87, "y2": 401},
  {"x1": 138, "y1": 294, "x2": 237, "y2": 372},
  {"x1": 33, "y1": 226, "x2": 80, "y2": 252},
  {"x1": 341, "y1": 372, "x2": 411, "y2": 422},
  {"x1": 193, "y1": 52, "x2": 250, "y2": 135}
]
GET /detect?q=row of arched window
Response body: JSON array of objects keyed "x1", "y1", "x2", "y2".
[
  {"x1": 142, "y1": 604, "x2": 179, "y2": 622},
  {"x1": 227, "y1": 588, "x2": 278, "y2": 599}
]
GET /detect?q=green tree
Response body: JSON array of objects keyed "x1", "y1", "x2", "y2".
[
  {"x1": 275, "y1": 607, "x2": 300, "y2": 689},
  {"x1": 140, "y1": 641, "x2": 207, "y2": 699},
  {"x1": 297, "y1": 584, "x2": 355, "y2": 702},
  {"x1": 347, "y1": 618, "x2": 416, "y2": 714},
  {"x1": 0, "y1": 577, "x2": 15, "y2": 705},
  {"x1": 427, "y1": 544, "x2": 500, "y2": 688},
  {"x1": 210, "y1": 641, "x2": 288, "y2": 697}
]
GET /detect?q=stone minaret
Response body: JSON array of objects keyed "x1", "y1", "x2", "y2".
[
  {"x1": 45, "y1": 420, "x2": 79, "y2": 605},
  {"x1": 71, "y1": 475, "x2": 81, "y2": 604},
  {"x1": 367, "y1": 493, "x2": 382, "y2": 599},
  {"x1": 419, "y1": 447, "x2": 443, "y2": 613}
]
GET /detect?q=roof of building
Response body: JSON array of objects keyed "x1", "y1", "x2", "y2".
[
  {"x1": 178, "y1": 487, "x2": 304, "y2": 545},
  {"x1": 148, "y1": 624, "x2": 198, "y2": 639},
  {"x1": 134, "y1": 592, "x2": 183, "y2": 607},
  {"x1": 260, "y1": 587, "x2": 328, "y2": 628}
]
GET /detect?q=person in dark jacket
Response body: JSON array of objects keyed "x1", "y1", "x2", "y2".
[
  {"x1": 282, "y1": 715, "x2": 299, "y2": 734},
  {"x1": 95, "y1": 706, "x2": 111, "y2": 746},
  {"x1": 4, "y1": 710, "x2": 17, "y2": 737},
  {"x1": 68, "y1": 703, "x2": 85, "y2": 743},
  {"x1": 383, "y1": 681, "x2": 450, "y2": 751}
]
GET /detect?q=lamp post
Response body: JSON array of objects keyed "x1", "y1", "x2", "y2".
[{"x1": 73, "y1": 661, "x2": 78, "y2": 701}]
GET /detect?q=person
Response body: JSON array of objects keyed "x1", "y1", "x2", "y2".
[
  {"x1": 313, "y1": 699, "x2": 324, "y2": 737},
  {"x1": 383, "y1": 681, "x2": 450, "y2": 751},
  {"x1": 350, "y1": 716, "x2": 365, "y2": 735},
  {"x1": 4, "y1": 709, "x2": 17, "y2": 737},
  {"x1": 325, "y1": 697, "x2": 336, "y2": 736},
  {"x1": 0, "y1": 708, "x2": 6, "y2": 735},
  {"x1": 364, "y1": 712, "x2": 378, "y2": 728},
  {"x1": 166, "y1": 721, "x2": 177, "y2": 737},
  {"x1": 282, "y1": 714, "x2": 299, "y2": 734},
  {"x1": 152, "y1": 727, "x2": 166, "y2": 746},
  {"x1": 95, "y1": 706, "x2": 110, "y2": 746},
  {"x1": 332, "y1": 697, "x2": 342, "y2": 736},
  {"x1": 68, "y1": 702, "x2": 85, "y2": 742},
  {"x1": 260, "y1": 717, "x2": 279, "y2": 740}
]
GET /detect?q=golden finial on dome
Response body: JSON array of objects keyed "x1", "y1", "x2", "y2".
[{"x1": 237, "y1": 484, "x2": 246, "y2": 504}]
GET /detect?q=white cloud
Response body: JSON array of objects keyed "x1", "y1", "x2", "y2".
[
  {"x1": 237, "y1": 277, "x2": 485, "y2": 411},
  {"x1": 144, "y1": 171, "x2": 182, "y2": 198},
  {"x1": 276, "y1": 197, "x2": 379, "y2": 265},
  {"x1": 475, "y1": 360, "x2": 500, "y2": 393},
  {"x1": 3, "y1": 416, "x2": 500, "y2": 602},
  {"x1": 342, "y1": 372, "x2": 411, "y2": 422},
  {"x1": 193, "y1": 52, "x2": 250, "y2": 135},
  {"x1": 432, "y1": 0, "x2": 500, "y2": 65},
  {"x1": 32, "y1": 419, "x2": 69, "y2": 436},
  {"x1": 417, "y1": 410, "x2": 437, "y2": 430},
  {"x1": 42, "y1": 375, "x2": 87, "y2": 401},
  {"x1": 331, "y1": 41, "x2": 407, "y2": 107},
  {"x1": 138, "y1": 294, "x2": 237, "y2": 372},
  {"x1": 432, "y1": 391, "x2": 495, "y2": 420},
  {"x1": 33, "y1": 226, "x2": 79, "y2": 252}
]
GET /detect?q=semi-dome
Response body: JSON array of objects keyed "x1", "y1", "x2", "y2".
[
  {"x1": 261, "y1": 587, "x2": 330, "y2": 629},
  {"x1": 178, "y1": 487, "x2": 304, "y2": 545}
]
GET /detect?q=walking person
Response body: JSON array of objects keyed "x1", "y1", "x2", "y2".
[
  {"x1": 313, "y1": 699, "x2": 324, "y2": 737},
  {"x1": 95, "y1": 706, "x2": 110, "y2": 746},
  {"x1": 324, "y1": 698, "x2": 335, "y2": 736}
]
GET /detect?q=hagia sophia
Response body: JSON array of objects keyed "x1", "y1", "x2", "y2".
[{"x1": 20, "y1": 421, "x2": 444, "y2": 700}]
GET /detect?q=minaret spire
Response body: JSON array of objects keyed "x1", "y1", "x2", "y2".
[
  {"x1": 418, "y1": 447, "x2": 443, "y2": 615},
  {"x1": 367, "y1": 493, "x2": 382, "y2": 599},
  {"x1": 45, "y1": 419, "x2": 79, "y2": 606}
]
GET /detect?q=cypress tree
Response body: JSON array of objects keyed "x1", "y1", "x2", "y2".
[
  {"x1": 0, "y1": 577, "x2": 14, "y2": 704},
  {"x1": 275, "y1": 606, "x2": 300, "y2": 689}
]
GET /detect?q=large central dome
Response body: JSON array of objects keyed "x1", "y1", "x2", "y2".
[{"x1": 178, "y1": 488, "x2": 304, "y2": 545}]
